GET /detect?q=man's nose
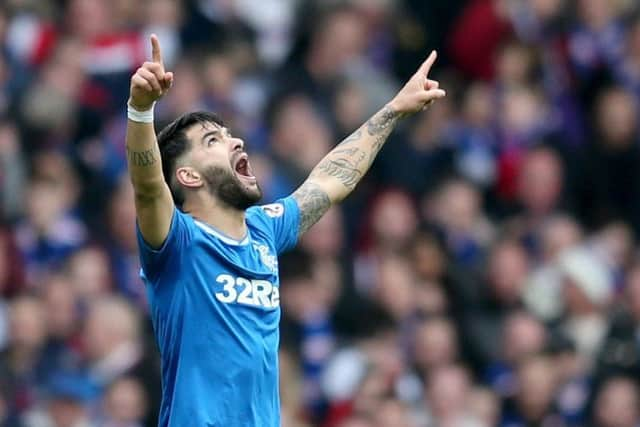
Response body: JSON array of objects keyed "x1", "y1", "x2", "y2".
[{"x1": 231, "y1": 138, "x2": 244, "y2": 151}]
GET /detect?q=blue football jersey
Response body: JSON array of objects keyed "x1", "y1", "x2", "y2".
[{"x1": 136, "y1": 196, "x2": 300, "y2": 427}]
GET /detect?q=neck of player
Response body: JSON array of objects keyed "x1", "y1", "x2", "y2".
[{"x1": 183, "y1": 197, "x2": 247, "y2": 241}]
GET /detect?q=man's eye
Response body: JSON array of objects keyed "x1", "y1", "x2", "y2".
[{"x1": 208, "y1": 138, "x2": 217, "y2": 146}]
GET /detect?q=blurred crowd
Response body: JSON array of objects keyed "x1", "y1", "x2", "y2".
[{"x1": 1, "y1": 0, "x2": 640, "y2": 426}]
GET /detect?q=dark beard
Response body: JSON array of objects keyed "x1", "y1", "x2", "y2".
[{"x1": 202, "y1": 165, "x2": 262, "y2": 211}]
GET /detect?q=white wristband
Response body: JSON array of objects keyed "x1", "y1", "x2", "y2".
[{"x1": 127, "y1": 102, "x2": 155, "y2": 123}]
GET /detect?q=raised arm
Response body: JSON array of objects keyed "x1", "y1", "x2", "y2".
[
  {"x1": 126, "y1": 35, "x2": 175, "y2": 248},
  {"x1": 292, "y1": 51, "x2": 446, "y2": 235}
]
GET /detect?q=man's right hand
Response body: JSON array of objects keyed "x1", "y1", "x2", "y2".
[{"x1": 129, "y1": 34, "x2": 174, "y2": 111}]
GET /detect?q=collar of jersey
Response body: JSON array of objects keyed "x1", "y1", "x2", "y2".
[{"x1": 193, "y1": 220, "x2": 250, "y2": 246}]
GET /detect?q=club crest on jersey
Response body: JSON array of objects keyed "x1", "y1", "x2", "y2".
[
  {"x1": 261, "y1": 203, "x2": 284, "y2": 218},
  {"x1": 253, "y1": 243, "x2": 278, "y2": 273}
]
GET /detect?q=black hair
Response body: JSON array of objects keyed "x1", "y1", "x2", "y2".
[{"x1": 156, "y1": 111, "x2": 224, "y2": 207}]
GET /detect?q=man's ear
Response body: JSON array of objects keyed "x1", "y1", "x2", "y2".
[{"x1": 175, "y1": 166, "x2": 203, "y2": 189}]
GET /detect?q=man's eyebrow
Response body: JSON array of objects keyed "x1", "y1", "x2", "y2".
[{"x1": 201, "y1": 128, "x2": 222, "y2": 143}]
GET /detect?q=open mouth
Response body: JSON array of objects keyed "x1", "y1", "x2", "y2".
[{"x1": 234, "y1": 155, "x2": 256, "y2": 181}]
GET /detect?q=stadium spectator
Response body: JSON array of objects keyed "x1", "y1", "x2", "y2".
[
  {"x1": 100, "y1": 376, "x2": 147, "y2": 427},
  {"x1": 557, "y1": 246, "x2": 612, "y2": 365},
  {"x1": 462, "y1": 240, "x2": 530, "y2": 369},
  {"x1": 1, "y1": 295, "x2": 48, "y2": 416},
  {"x1": 420, "y1": 364, "x2": 483, "y2": 427},
  {"x1": 22, "y1": 371, "x2": 97, "y2": 427},
  {"x1": 426, "y1": 177, "x2": 493, "y2": 267},
  {"x1": 412, "y1": 316, "x2": 460, "y2": 378},
  {"x1": 576, "y1": 87, "x2": 640, "y2": 236},
  {"x1": 82, "y1": 297, "x2": 159, "y2": 426},
  {"x1": 592, "y1": 376, "x2": 640, "y2": 427},
  {"x1": 501, "y1": 355, "x2": 564, "y2": 427},
  {"x1": 484, "y1": 310, "x2": 547, "y2": 399},
  {"x1": 15, "y1": 152, "x2": 86, "y2": 286}
]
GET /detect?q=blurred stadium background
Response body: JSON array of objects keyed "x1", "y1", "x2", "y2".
[{"x1": 1, "y1": 0, "x2": 640, "y2": 426}]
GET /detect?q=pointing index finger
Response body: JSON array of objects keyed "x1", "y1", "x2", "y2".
[
  {"x1": 150, "y1": 34, "x2": 163, "y2": 65},
  {"x1": 416, "y1": 50, "x2": 437, "y2": 78}
]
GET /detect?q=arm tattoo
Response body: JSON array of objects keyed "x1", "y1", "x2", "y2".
[
  {"x1": 315, "y1": 147, "x2": 366, "y2": 189},
  {"x1": 292, "y1": 181, "x2": 331, "y2": 235},
  {"x1": 367, "y1": 105, "x2": 399, "y2": 136},
  {"x1": 312, "y1": 105, "x2": 400, "y2": 189},
  {"x1": 333, "y1": 147, "x2": 367, "y2": 164},
  {"x1": 366, "y1": 105, "x2": 400, "y2": 160},
  {"x1": 126, "y1": 147, "x2": 157, "y2": 167},
  {"x1": 338, "y1": 129, "x2": 363, "y2": 146},
  {"x1": 316, "y1": 158, "x2": 362, "y2": 189}
]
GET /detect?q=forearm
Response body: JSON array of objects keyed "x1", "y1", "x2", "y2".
[
  {"x1": 125, "y1": 112, "x2": 174, "y2": 248},
  {"x1": 308, "y1": 103, "x2": 402, "y2": 203},
  {"x1": 125, "y1": 117, "x2": 165, "y2": 196}
]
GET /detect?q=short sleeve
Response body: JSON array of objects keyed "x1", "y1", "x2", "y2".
[
  {"x1": 253, "y1": 196, "x2": 300, "y2": 254},
  {"x1": 136, "y1": 208, "x2": 192, "y2": 283}
]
